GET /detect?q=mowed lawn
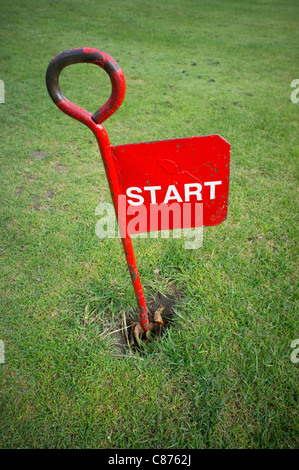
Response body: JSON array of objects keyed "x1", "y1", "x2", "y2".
[{"x1": 0, "y1": 0, "x2": 298, "y2": 449}]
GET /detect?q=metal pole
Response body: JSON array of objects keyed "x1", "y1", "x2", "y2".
[
  {"x1": 94, "y1": 125, "x2": 150, "y2": 333},
  {"x1": 46, "y1": 47, "x2": 150, "y2": 333}
]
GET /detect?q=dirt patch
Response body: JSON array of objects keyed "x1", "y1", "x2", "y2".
[
  {"x1": 112, "y1": 291, "x2": 178, "y2": 354},
  {"x1": 30, "y1": 151, "x2": 50, "y2": 159},
  {"x1": 16, "y1": 186, "x2": 23, "y2": 196},
  {"x1": 55, "y1": 163, "x2": 67, "y2": 173}
]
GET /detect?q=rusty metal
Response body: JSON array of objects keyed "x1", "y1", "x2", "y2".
[
  {"x1": 46, "y1": 47, "x2": 230, "y2": 334},
  {"x1": 46, "y1": 47, "x2": 149, "y2": 332}
]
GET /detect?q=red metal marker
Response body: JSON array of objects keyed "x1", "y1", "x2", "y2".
[{"x1": 46, "y1": 47, "x2": 230, "y2": 333}]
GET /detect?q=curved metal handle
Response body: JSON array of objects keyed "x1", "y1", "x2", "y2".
[{"x1": 46, "y1": 47, "x2": 126, "y2": 128}]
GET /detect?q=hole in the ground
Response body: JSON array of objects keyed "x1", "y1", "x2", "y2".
[{"x1": 112, "y1": 290, "x2": 179, "y2": 354}]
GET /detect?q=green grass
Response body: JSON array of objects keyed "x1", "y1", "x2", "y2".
[{"x1": 0, "y1": 0, "x2": 298, "y2": 449}]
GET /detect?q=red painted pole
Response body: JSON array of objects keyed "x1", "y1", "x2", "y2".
[
  {"x1": 93, "y1": 125, "x2": 150, "y2": 333},
  {"x1": 46, "y1": 47, "x2": 150, "y2": 332}
]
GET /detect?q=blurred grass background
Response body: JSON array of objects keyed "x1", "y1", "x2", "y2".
[{"x1": 0, "y1": 0, "x2": 298, "y2": 448}]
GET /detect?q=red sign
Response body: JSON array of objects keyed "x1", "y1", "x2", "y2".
[
  {"x1": 46, "y1": 47, "x2": 231, "y2": 333},
  {"x1": 112, "y1": 134, "x2": 230, "y2": 234}
]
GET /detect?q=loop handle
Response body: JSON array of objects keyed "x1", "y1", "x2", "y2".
[{"x1": 46, "y1": 47, "x2": 126, "y2": 128}]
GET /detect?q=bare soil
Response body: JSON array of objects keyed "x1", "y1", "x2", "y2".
[{"x1": 113, "y1": 291, "x2": 178, "y2": 353}]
